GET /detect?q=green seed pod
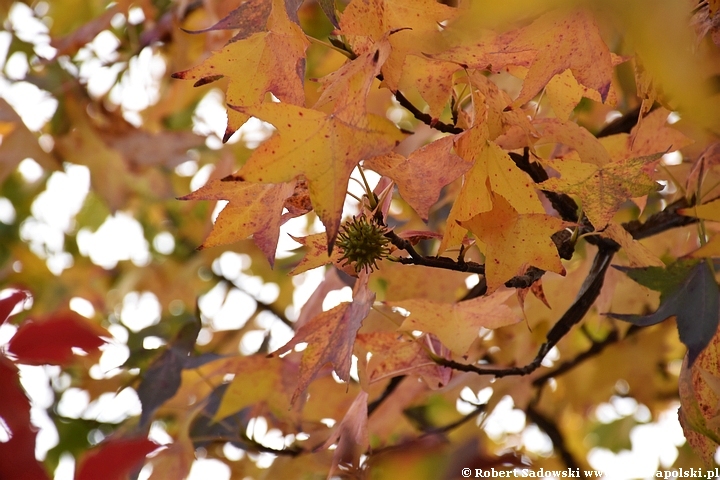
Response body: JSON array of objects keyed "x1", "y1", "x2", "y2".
[{"x1": 336, "y1": 216, "x2": 391, "y2": 273}]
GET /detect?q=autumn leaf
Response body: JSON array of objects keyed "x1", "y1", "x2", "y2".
[
  {"x1": 391, "y1": 288, "x2": 520, "y2": 354},
  {"x1": 355, "y1": 332, "x2": 451, "y2": 389},
  {"x1": 7, "y1": 312, "x2": 108, "y2": 366},
  {"x1": 235, "y1": 102, "x2": 403, "y2": 250},
  {"x1": 460, "y1": 192, "x2": 567, "y2": 291},
  {"x1": 339, "y1": 0, "x2": 457, "y2": 92},
  {"x1": 270, "y1": 273, "x2": 375, "y2": 403},
  {"x1": 212, "y1": 355, "x2": 291, "y2": 422},
  {"x1": 182, "y1": 0, "x2": 272, "y2": 40},
  {"x1": 439, "y1": 9, "x2": 613, "y2": 108},
  {"x1": 323, "y1": 390, "x2": 369, "y2": 477},
  {"x1": 364, "y1": 135, "x2": 471, "y2": 221},
  {"x1": 76, "y1": 436, "x2": 160, "y2": 480},
  {"x1": 678, "y1": 323, "x2": 720, "y2": 464},
  {"x1": 599, "y1": 222, "x2": 664, "y2": 268},
  {"x1": 312, "y1": 35, "x2": 390, "y2": 125},
  {"x1": 609, "y1": 260, "x2": 720, "y2": 365},
  {"x1": 180, "y1": 174, "x2": 297, "y2": 266},
  {"x1": 172, "y1": 0, "x2": 308, "y2": 141},
  {"x1": 440, "y1": 138, "x2": 544, "y2": 252},
  {"x1": 0, "y1": 357, "x2": 50, "y2": 480},
  {"x1": 541, "y1": 153, "x2": 662, "y2": 229},
  {"x1": 536, "y1": 118, "x2": 612, "y2": 166},
  {"x1": 680, "y1": 199, "x2": 720, "y2": 222},
  {"x1": 288, "y1": 233, "x2": 347, "y2": 275}
]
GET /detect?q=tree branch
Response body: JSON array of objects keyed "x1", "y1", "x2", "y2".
[
  {"x1": 433, "y1": 245, "x2": 616, "y2": 378},
  {"x1": 525, "y1": 405, "x2": 587, "y2": 476}
]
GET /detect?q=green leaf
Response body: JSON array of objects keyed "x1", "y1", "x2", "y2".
[{"x1": 610, "y1": 261, "x2": 720, "y2": 365}]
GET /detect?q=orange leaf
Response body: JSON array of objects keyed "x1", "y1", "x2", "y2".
[
  {"x1": 460, "y1": 193, "x2": 567, "y2": 291},
  {"x1": 212, "y1": 356, "x2": 290, "y2": 421},
  {"x1": 392, "y1": 289, "x2": 521, "y2": 354},
  {"x1": 288, "y1": 233, "x2": 346, "y2": 275},
  {"x1": 506, "y1": 9, "x2": 613, "y2": 107},
  {"x1": 180, "y1": 175, "x2": 297, "y2": 266},
  {"x1": 339, "y1": 0, "x2": 457, "y2": 91},
  {"x1": 600, "y1": 222, "x2": 664, "y2": 267},
  {"x1": 355, "y1": 332, "x2": 451, "y2": 389},
  {"x1": 364, "y1": 136, "x2": 471, "y2": 221},
  {"x1": 270, "y1": 274, "x2": 375, "y2": 403}
]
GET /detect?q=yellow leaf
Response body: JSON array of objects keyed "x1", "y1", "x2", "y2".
[
  {"x1": 541, "y1": 153, "x2": 662, "y2": 229},
  {"x1": 680, "y1": 199, "x2": 720, "y2": 222},
  {"x1": 392, "y1": 288, "x2": 520, "y2": 354},
  {"x1": 339, "y1": 0, "x2": 457, "y2": 92},
  {"x1": 179, "y1": 175, "x2": 296, "y2": 266},
  {"x1": 600, "y1": 222, "x2": 664, "y2": 267},
  {"x1": 172, "y1": 0, "x2": 308, "y2": 140},
  {"x1": 236, "y1": 102, "x2": 404, "y2": 249},
  {"x1": 440, "y1": 139, "x2": 544, "y2": 252},
  {"x1": 212, "y1": 356, "x2": 289, "y2": 422},
  {"x1": 460, "y1": 193, "x2": 567, "y2": 291}
]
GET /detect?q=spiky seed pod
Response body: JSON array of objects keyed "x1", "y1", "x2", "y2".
[{"x1": 336, "y1": 216, "x2": 391, "y2": 273}]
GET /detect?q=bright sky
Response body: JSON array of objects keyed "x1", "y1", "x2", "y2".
[{"x1": 0, "y1": 3, "x2": 701, "y2": 480}]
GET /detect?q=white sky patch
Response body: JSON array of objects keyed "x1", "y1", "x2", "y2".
[
  {"x1": 322, "y1": 286, "x2": 352, "y2": 311},
  {"x1": 0, "y1": 197, "x2": 16, "y2": 224},
  {"x1": 76, "y1": 212, "x2": 150, "y2": 269},
  {"x1": 1, "y1": 81, "x2": 58, "y2": 131},
  {"x1": 589, "y1": 405, "x2": 686, "y2": 478},
  {"x1": 187, "y1": 459, "x2": 230, "y2": 480},
  {"x1": 109, "y1": 46, "x2": 164, "y2": 114},
  {"x1": 83, "y1": 387, "x2": 142, "y2": 423},
  {"x1": 69, "y1": 297, "x2": 95, "y2": 319},
  {"x1": 119, "y1": 291, "x2": 161, "y2": 332},
  {"x1": 482, "y1": 395, "x2": 526, "y2": 440}
]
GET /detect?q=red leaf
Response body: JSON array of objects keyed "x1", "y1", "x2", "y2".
[
  {"x1": 76, "y1": 436, "x2": 159, "y2": 480},
  {"x1": 0, "y1": 357, "x2": 50, "y2": 480},
  {"x1": 8, "y1": 312, "x2": 107, "y2": 366},
  {"x1": 0, "y1": 290, "x2": 28, "y2": 326}
]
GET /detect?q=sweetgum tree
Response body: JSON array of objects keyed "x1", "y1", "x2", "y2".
[{"x1": 1, "y1": 0, "x2": 720, "y2": 478}]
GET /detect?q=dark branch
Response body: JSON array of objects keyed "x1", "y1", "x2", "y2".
[
  {"x1": 526, "y1": 405, "x2": 586, "y2": 475},
  {"x1": 368, "y1": 376, "x2": 405, "y2": 416},
  {"x1": 393, "y1": 89, "x2": 463, "y2": 134}
]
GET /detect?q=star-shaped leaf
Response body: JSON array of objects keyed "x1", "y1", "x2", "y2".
[
  {"x1": 391, "y1": 288, "x2": 521, "y2": 354},
  {"x1": 364, "y1": 135, "x2": 471, "y2": 221},
  {"x1": 235, "y1": 102, "x2": 404, "y2": 250},
  {"x1": 440, "y1": 138, "x2": 544, "y2": 252},
  {"x1": 339, "y1": 0, "x2": 457, "y2": 91},
  {"x1": 460, "y1": 193, "x2": 567, "y2": 291},
  {"x1": 179, "y1": 175, "x2": 298, "y2": 267},
  {"x1": 541, "y1": 153, "x2": 662, "y2": 229},
  {"x1": 270, "y1": 274, "x2": 375, "y2": 403},
  {"x1": 171, "y1": 0, "x2": 308, "y2": 141}
]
